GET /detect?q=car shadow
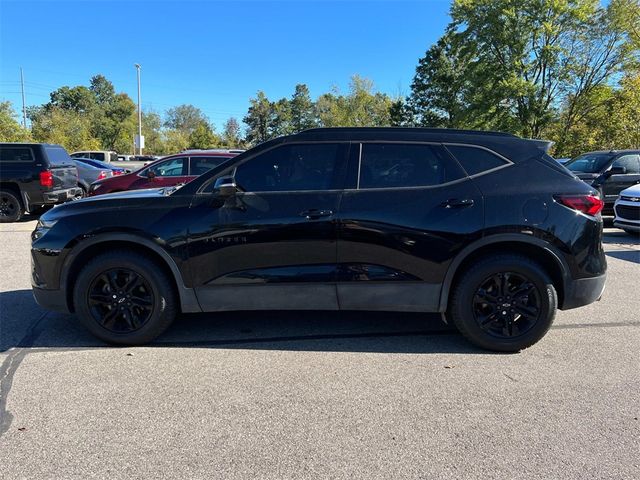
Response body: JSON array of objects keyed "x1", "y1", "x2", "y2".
[
  {"x1": 603, "y1": 230, "x2": 640, "y2": 246},
  {"x1": 605, "y1": 250, "x2": 640, "y2": 264},
  {"x1": 0, "y1": 289, "x2": 490, "y2": 355}
]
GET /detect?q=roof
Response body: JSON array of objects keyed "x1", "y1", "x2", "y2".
[{"x1": 298, "y1": 127, "x2": 518, "y2": 138}]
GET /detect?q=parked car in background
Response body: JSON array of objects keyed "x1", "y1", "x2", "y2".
[
  {"x1": 0, "y1": 143, "x2": 81, "y2": 222},
  {"x1": 72, "y1": 160, "x2": 113, "y2": 196},
  {"x1": 73, "y1": 157, "x2": 129, "y2": 175},
  {"x1": 614, "y1": 183, "x2": 640, "y2": 235},
  {"x1": 563, "y1": 150, "x2": 640, "y2": 215},
  {"x1": 32, "y1": 128, "x2": 606, "y2": 352},
  {"x1": 88, "y1": 150, "x2": 238, "y2": 196},
  {"x1": 117, "y1": 154, "x2": 134, "y2": 162},
  {"x1": 555, "y1": 157, "x2": 571, "y2": 164},
  {"x1": 71, "y1": 150, "x2": 118, "y2": 163}
]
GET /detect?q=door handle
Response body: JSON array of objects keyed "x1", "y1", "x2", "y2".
[
  {"x1": 300, "y1": 209, "x2": 333, "y2": 220},
  {"x1": 441, "y1": 198, "x2": 474, "y2": 208}
]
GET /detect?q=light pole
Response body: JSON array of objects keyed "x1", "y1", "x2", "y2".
[{"x1": 134, "y1": 63, "x2": 143, "y2": 155}]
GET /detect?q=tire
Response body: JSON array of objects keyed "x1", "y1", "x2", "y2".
[
  {"x1": 76, "y1": 184, "x2": 87, "y2": 199},
  {"x1": 450, "y1": 254, "x2": 557, "y2": 352},
  {"x1": 73, "y1": 250, "x2": 178, "y2": 345},
  {"x1": 0, "y1": 189, "x2": 23, "y2": 223}
]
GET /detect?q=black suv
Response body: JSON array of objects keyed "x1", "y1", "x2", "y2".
[
  {"x1": 563, "y1": 150, "x2": 640, "y2": 215},
  {"x1": 1, "y1": 143, "x2": 82, "y2": 222},
  {"x1": 31, "y1": 128, "x2": 607, "y2": 351}
]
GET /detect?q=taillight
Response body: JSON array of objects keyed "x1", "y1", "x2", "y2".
[
  {"x1": 97, "y1": 171, "x2": 109, "y2": 180},
  {"x1": 554, "y1": 194, "x2": 604, "y2": 216},
  {"x1": 39, "y1": 170, "x2": 54, "y2": 188},
  {"x1": 113, "y1": 170, "x2": 123, "y2": 176}
]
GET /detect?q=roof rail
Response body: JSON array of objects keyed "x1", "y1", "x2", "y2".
[{"x1": 297, "y1": 127, "x2": 518, "y2": 138}]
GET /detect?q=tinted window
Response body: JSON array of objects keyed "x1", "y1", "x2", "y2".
[
  {"x1": 445, "y1": 145, "x2": 508, "y2": 176},
  {"x1": 90, "y1": 152, "x2": 106, "y2": 161},
  {"x1": 146, "y1": 157, "x2": 186, "y2": 177},
  {"x1": 70, "y1": 152, "x2": 85, "y2": 158},
  {"x1": 44, "y1": 146, "x2": 73, "y2": 166},
  {"x1": 612, "y1": 154, "x2": 640, "y2": 174},
  {"x1": 234, "y1": 143, "x2": 341, "y2": 192},
  {"x1": 0, "y1": 147, "x2": 34, "y2": 163},
  {"x1": 359, "y1": 143, "x2": 464, "y2": 189},
  {"x1": 190, "y1": 156, "x2": 231, "y2": 176},
  {"x1": 565, "y1": 153, "x2": 613, "y2": 173}
]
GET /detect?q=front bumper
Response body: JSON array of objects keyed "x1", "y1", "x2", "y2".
[
  {"x1": 32, "y1": 286, "x2": 70, "y2": 314},
  {"x1": 561, "y1": 273, "x2": 607, "y2": 310}
]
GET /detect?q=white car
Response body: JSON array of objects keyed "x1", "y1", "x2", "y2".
[{"x1": 613, "y1": 183, "x2": 640, "y2": 235}]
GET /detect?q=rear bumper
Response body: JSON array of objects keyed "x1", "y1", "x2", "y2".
[
  {"x1": 32, "y1": 286, "x2": 70, "y2": 314},
  {"x1": 561, "y1": 273, "x2": 607, "y2": 310},
  {"x1": 42, "y1": 187, "x2": 82, "y2": 204}
]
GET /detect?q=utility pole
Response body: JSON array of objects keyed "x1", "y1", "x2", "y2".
[
  {"x1": 20, "y1": 67, "x2": 27, "y2": 128},
  {"x1": 134, "y1": 63, "x2": 143, "y2": 155}
]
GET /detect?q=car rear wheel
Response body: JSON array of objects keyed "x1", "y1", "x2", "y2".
[
  {"x1": 450, "y1": 254, "x2": 557, "y2": 352},
  {"x1": 0, "y1": 190, "x2": 23, "y2": 223},
  {"x1": 73, "y1": 250, "x2": 177, "y2": 345}
]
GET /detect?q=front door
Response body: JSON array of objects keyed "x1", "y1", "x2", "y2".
[
  {"x1": 186, "y1": 142, "x2": 349, "y2": 311},
  {"x1": 336, "y1": 142, "x2": 484, "y2": 312},
  {"x1": 132, "y1": 156, "x2": 191, "y2": 190}
]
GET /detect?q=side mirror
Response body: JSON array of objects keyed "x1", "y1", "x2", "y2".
[
  {"x1": 607, "y1": 166, "x2": 626, "y2": 176},
  {"x1": 147, "y1": 170, "x2": 156, "y2": 179},
  {"x1": 214, "y1": 176, "x2": 239, "y2": 197}
]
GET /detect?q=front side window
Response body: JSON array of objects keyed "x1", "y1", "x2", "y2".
[
  {"x1": 565, "y1": 153, "x2": 613, "y2": 173},
  {"x1": 0, "y1": 147, "x2": 34, "y2": 163},
  {"x1": 190, "y1": 156, "x2": 231, "y2": 176},
  {"x1": 234, "y1": 143, "x2": 341, "y2": 192},
  {"x1": 89, "y1": 152, "x2": 106, "y2": 161},
  {"x1": 445, "y1": 145, "x2": 509, "y2": 176},
  {"x1": 146, "y1": 157, "x2": 186, "y2": 177},
  {"x1": 612, "y1": 154, "x2": 640, "y2": 174},
  {"x1": 358, "y1": 143, "x2": 465, "y2": 189}
]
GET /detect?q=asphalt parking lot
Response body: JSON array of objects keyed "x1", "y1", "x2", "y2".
[{"x1": 1, "y1": 217, "x2": 638, "y2": 479}]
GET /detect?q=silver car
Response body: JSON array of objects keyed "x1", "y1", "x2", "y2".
[{"x1": 72, "y1": 160, "x2": 113, "y2": 196}]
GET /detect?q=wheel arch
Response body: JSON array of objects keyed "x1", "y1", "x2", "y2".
[
  {"x1": 62, "y1": 233, "x2": 201, "y2": 314},
  {"x1": 439, "y1": 234, "x2": 570, "y2": 312}
]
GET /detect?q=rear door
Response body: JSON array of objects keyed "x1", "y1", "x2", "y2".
[
  {"x1": 43, "y1": 145, "x2": 78, "y2": 189},
  {"x1": 336, "y1": 142, "x2": 484, "y2": 312}
]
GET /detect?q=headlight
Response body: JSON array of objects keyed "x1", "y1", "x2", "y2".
[{"x1": 36, "y1": 218, "x2": 58, "y2": 229}]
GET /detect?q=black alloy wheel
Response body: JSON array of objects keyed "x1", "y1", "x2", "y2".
[
  {"x1": 73, "y1": 250, "x2": 177, "y2": 345},
  {"x1": 0, "y1": 190, "x2": 22, "y2": 223},
  {"x1": 88, "y1": 268, "x2": 155, "y2": 333},
  {"x1": 450, "y1": 254, "x2": 557, "y2": 352},
  {"x1": 472, "y1": 272, "x2": 541, "y2": 339}
]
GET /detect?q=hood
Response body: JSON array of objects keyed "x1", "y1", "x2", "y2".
[
  {"x1": 620, "y1": 183, "x2": 640, "y2": 198},
  {"x1": 40, "y1": 188, "x2": 172, "y2": 223}
]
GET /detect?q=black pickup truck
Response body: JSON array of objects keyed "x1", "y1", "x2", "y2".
[{"x1": 0, "y1": 143, "x2": 82, "y2": 222}]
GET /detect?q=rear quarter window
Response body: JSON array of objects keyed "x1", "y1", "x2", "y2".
[
  {"x1": 0, "y1": 146, "x2": 35, "y2": 163},
  {"x1": 44, "y1": 146, "x2": 74, "y2": 166},
  {"x1": 445, "y1": 145, "x2": 509, "y2": 176}
]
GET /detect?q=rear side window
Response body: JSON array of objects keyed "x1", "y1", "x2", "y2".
[
  {"x1": 612, "y1": 154, "x2": 640, "y2": 174},
  {"x1": 0, "y1": 147, "x2": 34, "y2": 163},
  {"x1": 190, "y1": 156, "x2": 231, "y2": 176},
  {"x1": 90, "y1": 152, "x2": 106, "y2": 161},
  {"x1": 359, "y1": 143, "x2": 465, "y2": 189},
  {"x1": 44, "y1": 146, "x2": 73, "y2": 166},
  {"x1": 445, "y1": 145, "x2": 509, "y2": 176}
]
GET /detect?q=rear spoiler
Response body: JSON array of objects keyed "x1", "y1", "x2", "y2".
[{"x1": 528, "y1": 139, "x2": 554, "y2": 153}]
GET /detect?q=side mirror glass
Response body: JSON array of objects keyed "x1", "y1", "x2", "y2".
[
  {"x1": 147, "y1": 170, "x2": 156, "y2": 179},
  {"x1": 214, "y1": 176, "x2": 239, "y2": 197}
]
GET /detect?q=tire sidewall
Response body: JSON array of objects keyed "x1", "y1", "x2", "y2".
[
  {"x1": 0, "y1": 190, "x2": 23, "y2": 223},
  {"x1": 452, "y1": 257, "x2": 556, "y2": 352},
  {"x1": 73, "y1": 254, "x2": 174, "y2": 345}
]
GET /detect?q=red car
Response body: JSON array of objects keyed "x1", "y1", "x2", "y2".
[{"x1": 87, "y1": 150, "x2": 240, "y2": 196}]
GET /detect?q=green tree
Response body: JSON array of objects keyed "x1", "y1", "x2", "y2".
[
  {"x1": 289, "y1": 84, "x2": 316, "y2": 132},
  {"x1": 141, "y1": 110, "x2": 164, "y2": 154},
  {"x1": 31, "y1": 107, "x2": 100, "y2": 151},
  {"x1": 48, "y1": 85, "x2": 95, "y2": 113},
  {"x1": 0, "y1": 101, "x2": 31, "y2": 141},
  {"x1": 188, "y1": 120, "x2": 219, "y2": 149},
  {"x1": 222, "y1": 117, "x2": 242, "y2": 148},
  {"x1": 164, "y1": 104, "x2": 209, "y2": 134},
  {"x1": 243, "y1": 91, "x2": 275, "y2": 145}
]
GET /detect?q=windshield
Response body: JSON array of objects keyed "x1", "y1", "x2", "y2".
[{"x1": 565, "y1": 153, "x2": 612, "y2": 173}]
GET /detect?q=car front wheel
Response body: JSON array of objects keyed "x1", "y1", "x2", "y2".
[
  {"x1": 73, "y1": 250, "x2": 177, "y2": 345},
  {"x1": 450, "y1": 254, "x2": 557, "y2": 352},
  {"x1": 0, "y1": 190, "x2": 23, "y2": 223}
]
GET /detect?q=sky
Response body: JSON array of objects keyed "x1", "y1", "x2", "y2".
[{"x1": 0, "y1": 0, "x2": 451, "y2": 129}]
